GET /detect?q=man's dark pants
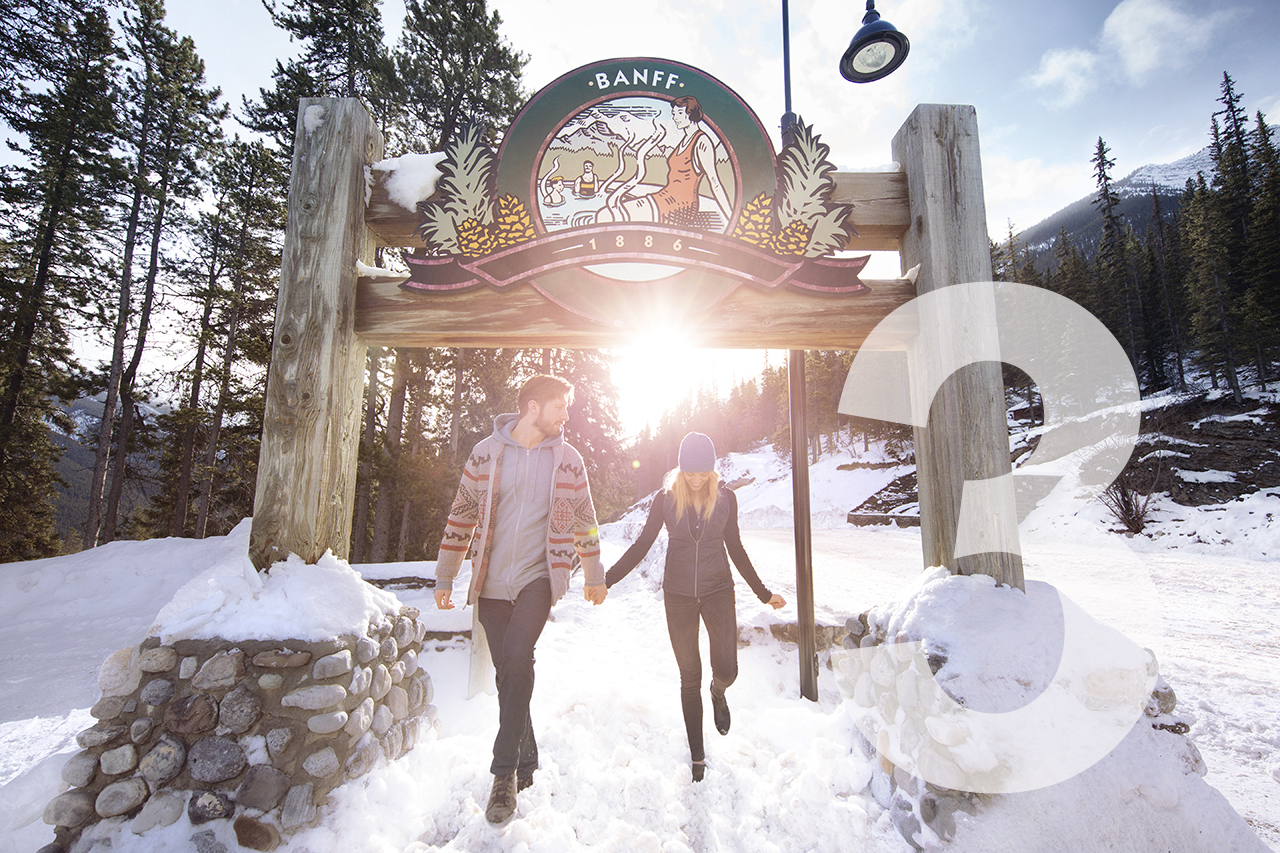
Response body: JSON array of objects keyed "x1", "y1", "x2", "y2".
[{"x1": 477, "y1": 576, "x2": 553, "y2": 777}]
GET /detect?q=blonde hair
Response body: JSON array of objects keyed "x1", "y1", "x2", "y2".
[{"x1": 665, "y1": 468, "x2": 720, "y2": 521}]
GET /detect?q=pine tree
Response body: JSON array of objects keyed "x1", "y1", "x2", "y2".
[
  {"x1": 1182, "y1": 174, "x2": 1244, "y2": 402},
  {"x1": 83, "y1": 0, "x2": 228, "y2": 545},
  {"x1": 390, "y1": 0, "x2": 526, "y2": 152},
  {"x1": 1211, "y1": 73, "x2": 1253, "y2": 286},
  {"x1": 0, "y1": 8, "x2": 119, "y2": 559},
  {"x1": 1245, "y1": 111, "x2": 1280, "y2": 384},
  {"x1": 133, "y1": 138, "x2": 285, "y2": 540},
  {"x1": 1092, "y1": 137, "x2": 1144, "y2": 378},
  {"x1": 245, "y1": 0, "x2": 393, "y2": 160},
  {"x1": 0, "y1": 0, "x2": 92, "y2": 119}
]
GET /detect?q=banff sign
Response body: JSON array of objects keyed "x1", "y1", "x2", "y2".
[{"x1": 402, "y1": 58, "x2": 870, "y2": 325}]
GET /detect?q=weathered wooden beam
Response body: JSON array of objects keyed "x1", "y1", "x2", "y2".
[
  {"x1": 250, "y1": 99, "x2": 383, "y2": 570},
  {"x1": 892, "y1": 104, "x2": 1023, "y2": 589},
  {"x1": 354, "y1": 277, "x2": 918, "y2": 350},
  {"x1": 831, "y1": 170, "x2": 910, "y2": 251},
  {"x1": 364, "y1": 168, "x2": 910, "y2": 253}
]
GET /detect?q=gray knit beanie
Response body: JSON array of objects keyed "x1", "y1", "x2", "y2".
[{"x1": 678, "y1": 432, "x2": 716, "y2": 473}]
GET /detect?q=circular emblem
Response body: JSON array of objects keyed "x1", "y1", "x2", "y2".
[
  {"x1": 495, "y1": 58, "x2": 776, "y2": 325},
  {"x1": 404, "y1": 57, "x2": 869, "y2": 324}
]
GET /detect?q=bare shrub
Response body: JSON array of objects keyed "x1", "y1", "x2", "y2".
[{"x1": 1098, "y1": 475, "x2": 1155, "y2": 534}]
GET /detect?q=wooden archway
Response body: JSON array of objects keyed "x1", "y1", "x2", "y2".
[{"x1": 248, "y1": 98, "x2": 1022, "y2": 697}]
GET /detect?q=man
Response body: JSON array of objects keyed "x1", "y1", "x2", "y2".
[
  {"x1": 434, "y1": 374, "x2": 607, "y2": 825},
  {"x1": 574, "y1": 160, "x2": 598, "y2": 197}
]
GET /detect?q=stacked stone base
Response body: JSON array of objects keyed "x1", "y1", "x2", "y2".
[
  {"x1": 840, "y1": 613, "x2": 1206, "y2": 850},
  {"x1": 42, "y1": 606, "x2": 439, "y2": 852}
]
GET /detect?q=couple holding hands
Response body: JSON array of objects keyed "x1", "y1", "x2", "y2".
[{"x1": 432, "y1": 374, "x2": 785, "y2": 824}]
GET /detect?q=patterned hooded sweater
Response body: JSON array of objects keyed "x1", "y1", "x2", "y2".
[{"x1": 435, "y1": 416, "x2": 603, "y2": 604}]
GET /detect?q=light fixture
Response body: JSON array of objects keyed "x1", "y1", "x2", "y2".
[{"x1": 839, "y1": 0, "x2": 910, "y2": 83}]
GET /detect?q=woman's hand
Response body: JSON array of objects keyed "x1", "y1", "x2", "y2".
[
  {"x1": 767, "y1": 594, "x2": 786, "y2": 610},
  {"x1": 434, "y1": 589, "x2": 454, "y2": 610}
]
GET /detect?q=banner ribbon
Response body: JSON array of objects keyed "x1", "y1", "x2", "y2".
[{"x1": 402, "y1": 224, "x2": 869, "y2": 296}]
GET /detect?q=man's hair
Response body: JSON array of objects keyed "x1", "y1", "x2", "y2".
[{"x1": 518, "y1": 374, "x2": 574, "y2": 415}]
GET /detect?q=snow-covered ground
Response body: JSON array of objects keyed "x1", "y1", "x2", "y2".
[{"x1": 0, "y1": 444, "x2": 1277, "y2": 852}]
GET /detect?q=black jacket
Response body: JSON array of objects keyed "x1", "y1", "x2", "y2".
[{"x1": 605, "y1": 487, "x2": 772, "y2": 602}]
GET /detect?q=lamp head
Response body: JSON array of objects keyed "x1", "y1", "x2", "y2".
[{"x1": 839, "y1": 0, "x2": 910, "y2": 83}]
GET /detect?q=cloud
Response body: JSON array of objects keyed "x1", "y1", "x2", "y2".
[
  {"x1": 981, "y1": 153, "x2": 1095, "y2": 237},
  {"x1": 1027, "y1": 0, "x2": 1233, "y2": 108},
  {"x1": 1101, "y1": 0, "x2": 1230, "y2": 83},
  {"x1": 1029, "y1": 48, "x2": 1101, "y2": 108}
]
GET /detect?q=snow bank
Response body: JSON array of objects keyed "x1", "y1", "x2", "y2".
[{"x1": 833, "y1": 567, "x2": 1270, "y2": 851}]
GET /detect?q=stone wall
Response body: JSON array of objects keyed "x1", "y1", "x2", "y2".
[
  {"x1": 41, "y1": 605, "x2": 439, "y2": 852},
  {"x1": 838, "y1": 613, "x2": 1206, "y2": 850}
]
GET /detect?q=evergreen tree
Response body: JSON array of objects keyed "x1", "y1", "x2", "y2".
[
  {"x1": 0, "y1": 0, "x2": 94, "y2": 118},
  {"x1": 1092, "y1": 137, "x2": 1144, "y2": 377},
  {"x1": 1211, "y1": 72, "x2": 1253, "y2": 283},
  {"x1": 83, "y1": 0, "x2": 227, "y2": 545},
  {"x1": 245, "y1": 0, "x2": 393, "y2": 159},
  {"x1": 133, "y1": 138, "x2": 286, "y2": 540},
  {"x1": 0, "y1": 8, "x2": 119, "y2": 559},
  {"x1": 1182, "y1": 174, "x2": 1244, "y2": 402},
  {"x1": 1245, "y1": 111, "x2": 1280, "y2": 384},
  {"x1": 390, "y1": 0, "x2": 526, "y2": 152}
]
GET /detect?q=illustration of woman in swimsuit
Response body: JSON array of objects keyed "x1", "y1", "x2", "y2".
[{"x1": 595, "y1": 97, "x2": 733, "y2": 229}]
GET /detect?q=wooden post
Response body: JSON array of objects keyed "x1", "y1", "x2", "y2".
[
  {"x1": 250, "y1": 99, "x2": 382, "y2": 570},
  {"x1": 891, "y1": 104, "x2": 1023, "y2": 589}
]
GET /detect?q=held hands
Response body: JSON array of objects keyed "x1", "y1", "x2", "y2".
[
  {"x1": 584, "y1": 583, "x2": 607, "y2": 605},
  {"x1": 434, "y1": 589, "x2": 454, "y2": 610},
  {"x1": 767, "y1": 594, "x2": 786, "y2": 610}
]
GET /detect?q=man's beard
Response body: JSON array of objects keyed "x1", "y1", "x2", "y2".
[{"x1": 533, "y1": 412, "x2": 563, "y2": 439}]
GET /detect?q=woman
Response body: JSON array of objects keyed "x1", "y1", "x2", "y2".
[
  {"x1": 605, "y1": 432, "x2": 785, "y2": 782},
  {"x1": 595, "y1": 97, "x2": 733, "y2": 228}
]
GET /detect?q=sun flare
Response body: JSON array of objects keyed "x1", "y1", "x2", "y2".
[{"x1": 611, "y1": 327, "x2": 778, "y2": 440}]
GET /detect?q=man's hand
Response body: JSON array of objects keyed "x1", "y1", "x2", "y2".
[
  {"x1": 434, "y1": 589, "x2": 454, "y2": 610},
  {"x1": 584, "y1": 583, "x2": 607, "y2": 605},
  {"x1": 767, "y1": 594, "x2": 786, "y2": 610}
]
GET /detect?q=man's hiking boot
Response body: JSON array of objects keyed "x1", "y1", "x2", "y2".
[
  {"x1": 517, "y1": 772, "x2": 534, "y2": 793},
  {"x1": 486, "y1": 773, "x2": 517, "y2": 825},
  {"x1": 691, "y1": 760, "x2": 706, "y2": 782}
]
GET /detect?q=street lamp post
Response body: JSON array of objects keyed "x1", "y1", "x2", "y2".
[{"x1": 781, "y1": 0, "x2": 909, "y2": 702}]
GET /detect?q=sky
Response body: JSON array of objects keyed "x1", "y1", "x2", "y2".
[
  {"x1": 161, "y1": 0, "x2": 1280, "y2": 435},
  {"x1": 169, "y1": 0, "x2": 1280, "y2": 236}
]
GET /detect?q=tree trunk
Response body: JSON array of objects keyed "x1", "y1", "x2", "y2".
[
  {"x1": 172, "y1": 279, "x2": 217, "y2": 536},
  {"x1": 351, "y1": 350, "x2": 381, "y2": 563},
  {"x1": 194, "y1": 253, "x2": 247, "y2": 537},
  {"x1": 1211, "y1": 269, "x2": 1244, "y2": 404},
  {"x1": 105, "y1": 139, "x2": 173, "y2": 541},
  {"x1": 370, "y1": 349, "x2": 409, "y2": 563},
  {"x1": 84, "y1": 180, "x2": 145, "y2": 548}
]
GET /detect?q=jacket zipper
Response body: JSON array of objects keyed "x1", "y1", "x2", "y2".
[{"x1": 691, "y1": 511, "x2": 701, "y2": 600}]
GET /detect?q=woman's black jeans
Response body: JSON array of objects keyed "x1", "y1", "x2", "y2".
[
  {"x1": 664, "y1": 587, "x2": 738, "y2": 762},
  {"x1": 477, "y1": 576, "x2": 553, "y2": 777}
]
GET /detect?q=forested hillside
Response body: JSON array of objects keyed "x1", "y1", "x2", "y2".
[{"x1": 2, "y1": 2, "x2": 1277, "y2": 566}]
